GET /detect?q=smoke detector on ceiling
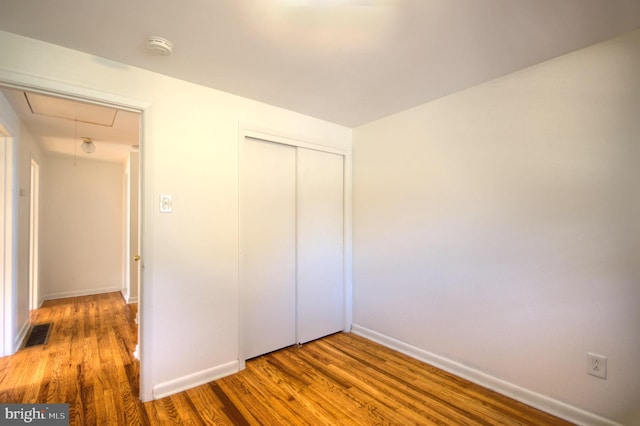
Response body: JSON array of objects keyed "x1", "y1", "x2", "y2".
[{"x1": 146, "y1": 36, "x2": 173, "y2": 55}]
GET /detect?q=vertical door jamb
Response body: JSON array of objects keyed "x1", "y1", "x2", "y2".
[{"x1": 28, "y1": 158, "x2": 39, "y2": 310}]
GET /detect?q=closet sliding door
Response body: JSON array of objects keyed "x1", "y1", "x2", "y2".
[
  {"x1": 241, "y1": 135, "x2": 345, "y2": 360},
  {"x1": 241, "y1": 138, "x2": 297, "y2": 359},
  {"x1": 296, "y1": 148, "x2": 344, "y2": 344}
]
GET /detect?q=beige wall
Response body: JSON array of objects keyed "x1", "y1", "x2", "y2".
[
  {"x1": 353, "y1": 29, "x2": 640, "y2": 425},
  {"x1": 40, "y1": 155, "x2": 125, "y2": 299}
]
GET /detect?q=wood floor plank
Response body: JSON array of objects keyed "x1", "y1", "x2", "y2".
[
  {"x1": 0, "y1": 293, "x2": 574, "y2": 425},
  {"x1": 184, "y1": 384, "x2": 234, "y2": 426},
  {"x1": 213, "y1": 376, "x2": 269, "y2": 425},
  {"x1": 302, "y1": 344, "x2": 459, "y2": 425},
  {"x1": 333, "y1": 333, "x2": 559, "y2": 426},
  {"x1": 314, "y1": 337, "x2": 494, "y2": 425},
  {"x1": 273, "y1": 350, "x2": 398, "y2": 425}
]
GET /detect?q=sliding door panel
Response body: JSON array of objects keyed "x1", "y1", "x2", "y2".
[
  {"x1": 296, "y1": 148, "x2": 345, "y2": 344},
  {"x1": 242, "y1": 138, "x2": 297, "y2": 359}
]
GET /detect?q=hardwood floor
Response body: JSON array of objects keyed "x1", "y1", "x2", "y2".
[{"x1": 0, "y1": 293, "x2": 573, "y2": 425}]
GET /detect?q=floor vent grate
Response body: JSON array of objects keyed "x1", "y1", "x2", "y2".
[{"x1": 22, "y1": 323, "x2": 52, "y2": 348}]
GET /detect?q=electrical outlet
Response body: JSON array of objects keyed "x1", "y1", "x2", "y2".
[{"x1": 587, "y1": 353, "x2": 607, "y2": 379}]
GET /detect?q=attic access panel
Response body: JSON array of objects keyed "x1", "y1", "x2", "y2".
[{"x1": 25, "y1": 91, "x2": 117, "y2": 126}]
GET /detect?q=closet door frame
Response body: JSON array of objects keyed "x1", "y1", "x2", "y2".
[{"x1": 238, "y1": 126, "x2": 352, "y2": 370}]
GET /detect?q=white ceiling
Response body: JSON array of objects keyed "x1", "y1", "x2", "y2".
[
  {"x1": 1, "y1": 87, "x2": 140, "y2": 164},
  {"x1": 1, "y1": 0, "x2": 640, "y2": 127}
]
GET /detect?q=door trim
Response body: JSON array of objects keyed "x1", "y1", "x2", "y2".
[
  {"x1": 0, "y1": 67, "x2": 153, "y2": 400},
  {"x1": 29, "y1": 158, "x2": 39, "y2": 310}
]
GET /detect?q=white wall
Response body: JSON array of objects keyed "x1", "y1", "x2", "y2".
[
  {"x1": 0, "y1": 92, "x2": 43, "y2": 354},
  {"x1": 40, "y1": 155, "x2": 124, "y2": 299},
  {"x1": 0, "y1": 30, "x2": 351, "y2": 400},
  {"x1": 0, "y1": 91, "x2": 19, "y2": 356},
  {"x1": 353, "y1": 30, "x2": 640, "y2": 425},
  {"x1": 17, "y1": 123, "x2": 42, "y2": 337}
]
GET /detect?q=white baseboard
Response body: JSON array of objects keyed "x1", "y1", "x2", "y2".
[
  {"x1": 152, "y1": 360, "x2": 239, "y2": 400},
  {"x1": 14, "y1": 319, "x2": 31, "y2": 353},
  {"x1": 42, "y1": 286, "x2": 123, "y2": 301},
  {"x1": 120, "y1": 289, "x2": 138, "y2": 304},
  {"x1": 351, "y1": 324, "x2": 622, "y2": 426}
]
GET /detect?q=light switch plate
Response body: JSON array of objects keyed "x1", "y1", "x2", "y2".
[{"x1": 160, "y1": 194, "x2": 172, "y2": 213}]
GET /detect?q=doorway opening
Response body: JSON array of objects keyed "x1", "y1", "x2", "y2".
[{"x1": 0, "y1": 83, "x2": 144, "y2": 396}]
